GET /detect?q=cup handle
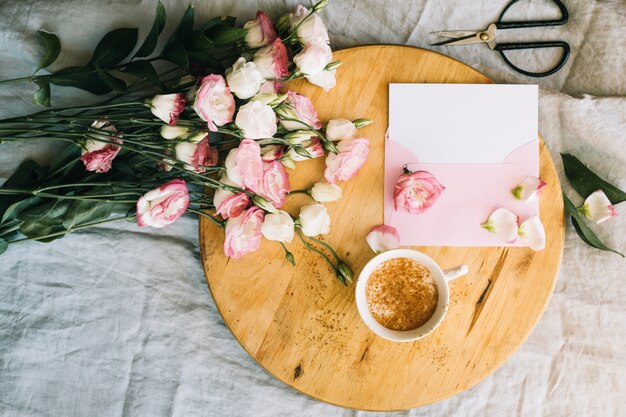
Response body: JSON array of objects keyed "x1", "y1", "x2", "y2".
[{"x1": 443, "y1": 265, "x2": 469, "y2": 282}]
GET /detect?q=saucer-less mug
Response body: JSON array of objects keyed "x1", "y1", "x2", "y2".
[{"x1": 355, "y1": 249, "x2": 468, "y2": 342}]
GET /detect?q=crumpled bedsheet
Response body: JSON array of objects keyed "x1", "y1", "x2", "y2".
[{"x1": 0, "y1": 1, "x2": 624, "y2": 416}]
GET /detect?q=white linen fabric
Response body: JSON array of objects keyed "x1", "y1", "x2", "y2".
[{"x1": 0, "y1": 1, "x2": 624, "y2": 416}]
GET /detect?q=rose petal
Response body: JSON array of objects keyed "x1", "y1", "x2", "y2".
[
  {"x1": 481, "y1": 207, "x2": 519, "y2": 243},
  {"x1": 518, "y1": 216, "x2": 545, "y2": 250},
  {"x1": 365, "y1": 225, "x2": 400, "y2": 254},
  {"x1": 579, "y1": 189, "x2": 617, "y2": 224},
  {"x1": 511, "y1": 176, "x2": 547, "y2": 202}
]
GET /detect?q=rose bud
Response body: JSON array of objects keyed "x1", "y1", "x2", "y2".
[
  {"x1": 578, "y1": 189, "x2": 617, "y2": 224},
  {"x1": 146, "y1": 93, "x2": 185, "y2": 126},
  {"x1": 518, "y1": 215, "x2": 546, "y2": 251},
  {"x1": 80, "y1": 120, "x2": 122, "y2": 173},
  {"x1": 160, "y1": 125, "x2": 191, "y2": 140},
  {"x1": 305, "y1": 68, "x2": 336, "y2": 91},
  {"x1": 193, "y1": 74, "x2": 236, "y2": 132},
  {"x1": 235, "y1": 100, "x2": 278, "y2": 139},
  {"x1": 261, "y1": 210, "x2": 295, "y2": 243},
  {"x1": 137, "y1": 179, "x2": 190, "y2": 228},
  {"x1": 276, "y1": 91, "x2": 322, "y2": 131},
  {"x1": 511, "y1": 176, "x2": 547, "y2": 202},
  {"x1": 393, "y1": 169, "x2": 444, "y2": 214},
  {"x1": 260, "y1": 144, "x2": 285, "y2": 162},
  {"x1": 325, "y1": 119, "x2": 357, "y2": 141},
  {"x1": 225, "y1": 139, "x2": 264, "y2": 192},
  {"x1": 310, "y1": 182, "x2": 342, "y2": 203},
  {"x1": 287, "y1": 138, "x2": 325, "y2": 162},
  {"x1": 324, "y1": 138, "x2": 370, "y2": 184},
  {"x1": 366, "y1": 224, "x2": 400, "y2": 254},
  {"x1": 224, "y1": 207, "x2": 265, "y2": 258},
  {"x1": 252, "y1": 194, "x2": 278, "y2": 213},
  {"x1": 174, "y1": 136, "x2": 218, "y2": 173},
  {"x1": 298, "y1": 204, "x2": 331, "y2": 236},
  {"x1": 258, "y1": 160, "x2": 291, "y2": 208},
  {"x1": 226, "y1": 57, "x2": 264, "y2": 100},
  {"x1": 481, "y1": 207, "x2": 519, "y2": 243},
  {"x1": 243, "y1": 10, "x2": 277, "y2": 48},
  {"x1": 253, "y1": 38, "x2": 289, "y2": 81},
  {"x1": 293, "y1": 39, "x2": 333, "y2": 77},
  {"x1": 213, "y1": 175, "x2": 250, "y2": 220},
  {"x1": 284, "y1": 130, "x2": 317, "y2": 145},
  {"x1": 288, "y1": 4, "x2": 329, "y2": 44}
]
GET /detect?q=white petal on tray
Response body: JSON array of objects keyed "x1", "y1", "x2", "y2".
[
  {"x1": 481, "y1": 207, "x2": 519, "y2": 243},
  {"x1": 518, "y1": 216, "x2": 546, "y2": 251},
  {"x1": 579, "y1": 189, "x2": 617, "y2": 224},
  {"x1": 511, "y1": 176, "x2": 546, "y2": 202},
  {"x1": 366, "y1": 224, "x2": 400, "y2": 254}
]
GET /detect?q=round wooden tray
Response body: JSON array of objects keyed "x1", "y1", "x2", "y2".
[{"x1": 199, "y1": 45, "x2": 565, "y2": 411}]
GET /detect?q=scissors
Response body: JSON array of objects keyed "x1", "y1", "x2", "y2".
[{"x1": 431, "y1": 0, "x2": 570, "y2": 77}]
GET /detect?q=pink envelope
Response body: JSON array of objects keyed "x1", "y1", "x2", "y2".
[{"x1": 385, "y1": 84, "x2": 539, "y2": 247}]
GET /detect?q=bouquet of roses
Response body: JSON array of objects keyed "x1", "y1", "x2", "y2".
[{"x1": 0, "y1": 0, "x2": 372, "y2": 284}]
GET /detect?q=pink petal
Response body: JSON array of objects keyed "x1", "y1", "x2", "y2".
[
  {"x1": 579, "y1": 189, "x2": 617, "y2": 224},
  {"x1": 365, "y1": 225, "x2": 400, "y2": 254},
  {"x1": 511, "y1": 176, "x2": 546, "y2": 202},
  {"x1": 518, "y1": 216, "x2": 545, "y2": 251},
  {"x1": 481, "y1": 207, "x2": 519, "y2": 243}
]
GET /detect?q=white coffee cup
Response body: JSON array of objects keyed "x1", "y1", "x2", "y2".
[{"x1": 355, "y1": 248, "x2": 468, "y2": 342}]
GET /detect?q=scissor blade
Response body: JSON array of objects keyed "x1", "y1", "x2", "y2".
[
  {"x1": 431, "y1": 33, "x2": 482, "y2": 47},
  {"x1": 430, "y1": 30, "x2": 477, "y2": 39}
]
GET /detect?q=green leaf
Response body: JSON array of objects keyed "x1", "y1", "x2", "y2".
[
  {"x1": 33, "y1": 78, "x2": 51, "y2": 107},
  {"x1": 19, "y1": 220, "x2": 65, "y2": 242},
  {"x1": 121, "y1": 60, "x2": 165, "y2": 89},
  {"x1": 48, "y1": 144, "x2": 81, "y2": 177},
  {"x1": 135, "y1": 0, "x2": 166, "y2": 57},
  {"x1": 563, "y1": 192, "x2": 623, "y2": 257},
  {"x1": 1, "y1": 197, "x2": 44, "y2": 224},
  {"x1": 89, "y1": 28, "x2": 138, "y2": 67},
  {"x1": 167, "y1": 4, "x2": 194, "y2": 45},
  {"x1": 186, "y1": 51, "x2": 224, "y2": 70},
  {"x1": 95, "y1": 67, "x2": 127, "y2": 92},
  {"x1": 35, "y1": 30, "x2": 61, "y2": 71},
  {"x1": 0, "y1": 160, "x2": 46, "y2": 217},
  {"x1": 0, "y1": 238, "x2": 7, "y2": 255},
  {"x1": 202, "y1": 16, "x2": 236, "y2": 32},
  {"x1": 161, "y1": 43, "x2": 188, "y2": 68},
  {"x1": 561, "y1": 153, "x2": 626, "y2": 204},
  {"x1": 63, "y1": 199, "x2": 113, "y2": 230},
  {"x1": 16, "y1": 199, "x2": 71, "y2": 223},
  {"x1": 48, "y1": 67, "x2": 112, "y2": 95},
  {"x1": 185, "y1": 30, "x2": 214, "y2": 51},
  {"x1": 208, "y1": 26, "x2": 247, "y2": 47}
]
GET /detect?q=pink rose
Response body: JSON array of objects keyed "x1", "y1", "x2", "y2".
[
  {"x1": 243, "y1": 10, "x2": 277, "y2": 48},
  {"x1": 288, "y1": 4, "x2": 329, "y2": 45},
  {"x1": 253, "y1": 38, "x2": 289, "y2": 80},
  {"x1": 258, "y1": 160, "x2": 290, "y2": 208},
  {"x1": 277, "y1": 91, "x2": 322, "y2": 131},
  {"x1": 286, "y1": 138, "x2": 325, "y2": 161},
  {"x1": 293, "y1": 39, "x2": 332, "y2": 77},
  {"x1": 80, "y1": 120, "x2": 122, "y2": 173},
  {"x1": 324, "y1": 138, "x2": 369, "y2": 184},
  {"x1": 193, "y1": 74, "x2": 236, "y2": 132},
  {"x1": 224, "y1": 207, "x2": 265, "y2": 258},
  {"x1": 137, "y1": 179, "x2": 190, "y2": 228},
  {"x1": 393, "y1": 170, "x2": 445, "y2": 214},
  {"x1": 214, "y1": 176, "x2": 250, "y2": 219},
  {"x1": 148, "y1": 93, "x2": 185, "y2": 126},
  {"x1": 174, "y1": 136, "x2": 218, "y2": 173},
  {"x1": 225, "y1": 139, "x2": 264, "y2": 193}
]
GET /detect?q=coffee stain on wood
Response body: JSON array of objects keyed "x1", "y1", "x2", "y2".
[
  {"x1": 359, "y1": 346, "x2": 370, "y2": 363},
  {"x1": 294, "y1": 364, "x2": 302, "y2": 380},
  {"x1": 467, "y1": 249, "x2": 508, "y2": 335}
]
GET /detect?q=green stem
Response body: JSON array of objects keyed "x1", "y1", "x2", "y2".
[
  {"x1": 186, "y1": 208, "x2": 224, "y2": 228},
  {"x1": 308, "y1": 235, "x2": 341, "y2": 263},
  {"x1": 296, "y1": 228, "x2": 344, "y2": 284}
]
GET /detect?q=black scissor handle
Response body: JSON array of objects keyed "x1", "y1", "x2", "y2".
[
  {"x1": 496, "y1": 0, "x2": 569, "y2": 29},
  {"x1": 494, "y1": 41, "x2": 570, "y2": 77}
]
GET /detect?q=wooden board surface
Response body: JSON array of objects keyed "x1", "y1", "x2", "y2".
[{"x1": 199, "y1": 45, "x2": 565, "y2": 411}]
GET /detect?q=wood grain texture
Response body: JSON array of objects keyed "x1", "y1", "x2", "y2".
[{"x1": 199, "y1": 45, "x2": 565, "y2": 411}]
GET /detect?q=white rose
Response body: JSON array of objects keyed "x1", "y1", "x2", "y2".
[
  {"x1": 160, "y1": 125, "x2": 190, "y2": 140},
  {"x1": 298, "y1": 204, "x2": 331, "y2": 236},
  {"x1": 261, "y1": 210, "x2": 295, "y2": 242},
  {"x1": 235, "y1": 101, "x2": 277, "y2": 139},
  {"x1": 305, "y1": 69, "x2": 336, "y2": 91},
  {"x1": 310, "y1": 183, "x2": 342, "y2": 202},
  {"x1": 293, "y1": 40, "x2": 332, "y2": 76},
  {"x1": 226, "y1": 57, "x2": 264, "y2": 100},
  {"x1": 224, "y1": 148, "x2": 243, "y2": 186},
  {"x1": 325, "y1": 119, "x2": 356, "y2": 141},
  {"x1": 289, "y1": 5, "x2": 329, "y2": 44}
]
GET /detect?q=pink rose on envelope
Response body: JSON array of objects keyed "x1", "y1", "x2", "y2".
[{"x1": 393, "y1": 170, "x2": 445, "y2": 214}]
